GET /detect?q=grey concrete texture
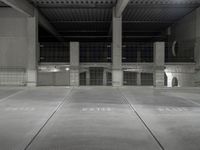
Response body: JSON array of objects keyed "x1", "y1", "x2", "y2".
[
  {"x1": 0, "y1": 87, "x2": 71, "y2": 150},
  {"x1": 121, "y1": 87, "x2": 200, "y2": 150},
  {"x1": 0, "y1": 87, "x2": 199, "y2": 150}
]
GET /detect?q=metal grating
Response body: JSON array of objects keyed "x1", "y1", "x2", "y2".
[
  {"x1": 29, "y1": 0, "x2": 116, "y2": 7},
  {"x1": 123, "y1": 7, "x2": 195, "y2": 22},
  {"x1": 90, "y1": 67, "x2": 104, "y2": 85},
  {"x1": 106, "y1": 72, "x2": 112, "y2": 86},
  {"x1": 41, "y1": 8, "x2": 112, "y2": 21},
  {"x1": 123, "y1": 71, "x2": 137, "y2": 86},
  {"x1": 80, "y1": 42, "x2": 111, "y2": 62},
  {"x1": 141, "y1": 73, "x2": 153, "y2": 86},
  {"x1": 79, "y1": 72, "x2": 87, "y2": 86},
  {"x1": 31, "y1": 0, "x2": 200, "y2": 41},
  {"x1": 40, "y1": 42, "x2": 70, "y2": 63},
  {"x1": 122, "y1": 42, "x2": 153, "y2": 62},
  {"x1": 129, "y1": 0, "x2": 200, "y2": 5}
]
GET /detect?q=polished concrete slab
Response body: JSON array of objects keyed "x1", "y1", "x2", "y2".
[
  {"x1": 0, "y1": 87, "x2": 24, "y2": 101},
  {"x1": 28, "y1": 87, "x2": 160, "y2": 150},
  {"x1": 121, "y1": 87, "x2": 200, "y2": 150},
  {"x1": 0, "y1": 87, "x2": 71, "y2": 150},
  {"x1": 0, "y1": 87, "x2": 199, "y2": 150}
]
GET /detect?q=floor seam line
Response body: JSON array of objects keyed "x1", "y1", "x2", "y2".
[
  {"x1": 23, "y1": 87, "x2": 73, "y2": 150},
  {"x1": 118, "y1": 88, "x2": 165, "y2": 150}
]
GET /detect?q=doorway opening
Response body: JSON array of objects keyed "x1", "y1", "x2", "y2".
[{"x1": 172, "y1": 77, "x2": 178, "y2": 87}]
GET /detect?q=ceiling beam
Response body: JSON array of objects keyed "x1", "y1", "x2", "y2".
[
  {"x1": 40, "y1": 35, "x2": 164, "y2": 38},
  {"x1": 1, "y1": 0, "x2": 34, "y2": 17},
  {"x1": 51, "y1": 21, "x2": 172, "y2": 24},
  {"x1": 38, "y1": 13, "x2": 63, "y2": 41},
  {"x1": 115, "y1": 0, "x2": 130, "y2": 18},
  {"x1": 1, "y1": 0, "x2": 63, "y2": 41}
]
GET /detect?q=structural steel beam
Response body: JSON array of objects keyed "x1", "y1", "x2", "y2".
[
  {"x1": 115, "y1": 0, "x2": 130, "y2": 18},
  {"x1": 1, "y1": 0, "x2": 62, "y2": 41}
]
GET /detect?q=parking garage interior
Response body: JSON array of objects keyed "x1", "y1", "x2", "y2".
[{"x1": 0, "y1": 0, "x2": 200, "y2": 150}]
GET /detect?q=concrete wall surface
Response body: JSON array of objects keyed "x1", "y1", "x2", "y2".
[
  {"x1": 0, "y1": 8, "x2": 38, "y2": 86},
  {"x1": 170, "y1": 7, "x2": 200, "y2": 86},
  {"x1": 0, "y1": 8, "x2": 29, "y2": 67},
  {"x1": 165, "y1": 64, "x2": 196, "y2": 87}
]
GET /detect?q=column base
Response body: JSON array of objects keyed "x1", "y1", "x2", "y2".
[
  {"x1": 154, "y1": 70, "x2": 165, "y2": 87},
  {"x1": 137, "y1": 72, "x2": 141, "y2": 86},
  {"x1": 27, "y1": 69, "x2": 37, "y2": 87},
  {"x1": 194, "y1": 69, "x2": 200, "y2": 86},
  {"x1": 112, "y1": 69, "x2": 123, "y2": 87},
  {"x1": 70, "y1": 69, "x2": 79, "y2": 86}
]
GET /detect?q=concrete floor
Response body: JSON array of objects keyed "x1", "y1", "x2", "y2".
[{"x1": 0, "y1": 87, "x2": 200, "y2": 150}]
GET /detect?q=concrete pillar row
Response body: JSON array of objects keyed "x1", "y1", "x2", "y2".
[
  {"x1": 70, "y1": 42, "x2": 80, "y2": 86},
  {"x1": 27, "y1": 9, "x2": 39, "y2": 86},
  {"x1": 153, "y1": 42, "x2": 165, "y2": 87},
  {"x1": 112, "y1": 8, "x2": 123, "y2": 87}
]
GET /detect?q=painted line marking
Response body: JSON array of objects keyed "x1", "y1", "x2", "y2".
[
  {"x1": 82, "y1": 107, "x2": 112, "y2": 112},
  {"x1": 0, "y1": 89, "x2": 26, "y2": 103},
  {"x1": 4, "y1": 107, "x2": 35, "y2": 111},
  {"x1": 24, "y1": 88, "x2": 73, "y2": 150},
  {"x1": 157, "y1": 107, "x2": 189, "y2": 112}
]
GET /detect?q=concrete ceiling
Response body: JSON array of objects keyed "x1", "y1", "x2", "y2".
[{"x1": 15, "y1": 0, "x2": 200, "y2": 41}]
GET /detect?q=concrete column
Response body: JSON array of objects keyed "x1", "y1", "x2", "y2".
[
  {"x1": 137, "y1": 72, "x2": 141, "y2": 86},
  {"x1": 112, "y1": 8, "x2": 123, "y2": 86},
  {"x1": 103, "y1": 69, "x2": 107, "y2": 86},
  {"x1": 70, "y1": 42, "x2": 79, "y2": 86},
  {"x1": 27, "y1": 9, "x2": 38, "y2": 86},
  {"x1": 154, "y1": 42, "x2": 165, "y2": 87},
  {"x1": 86, "y1": 70, "x2": 90, "y2": 85}
]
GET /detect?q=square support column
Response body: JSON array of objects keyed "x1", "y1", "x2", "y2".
[
  {"x1": 112, "y1": 8, "x2": 123, "y2": 86},
  {"x1": 103, "y1": 69, "x2": 107, "y2": 86},
  {"x1": 70, "y1": 42, "x2": 79, "y2": 86},
  {"x1": 154, "y1": 42, "x2": 165, "y2": 87},
  {"x1": 137, "y1": 72, "x2": 141, "y2": 86},
  {"x1": 27, "y1": 10, "x2": 38, "y2": 86}
]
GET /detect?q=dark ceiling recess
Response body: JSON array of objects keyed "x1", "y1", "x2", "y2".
[{"x1": 28, "y1": 0, "x2": 200, "y2": 42}]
